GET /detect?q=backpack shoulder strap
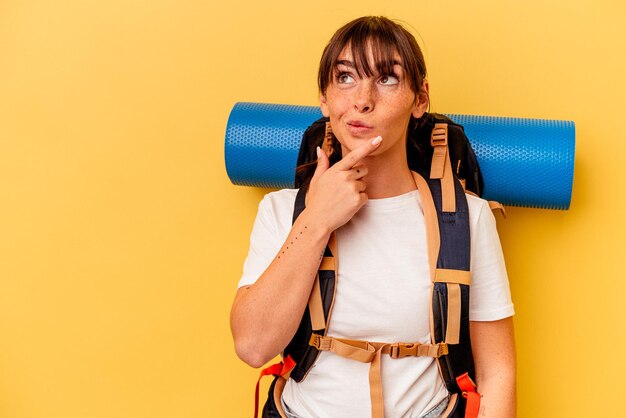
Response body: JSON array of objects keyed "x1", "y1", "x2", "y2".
[{"x1": 412, "y1": 171, "x2": 476, "y2": 396}]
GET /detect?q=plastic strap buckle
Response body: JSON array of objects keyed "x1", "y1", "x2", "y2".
[
  {"x1": 389, "y1": 343, "x2": 418, "y2": 359},
  {"x1": 308, "y1": 333, "x2": 331, "y2": 351},
  {"x1": 455, "y1": 372, "x2": 480, "y2": 418},
  {"x1": 437, "y1": 343, "x2": 449, "y2": 357}
]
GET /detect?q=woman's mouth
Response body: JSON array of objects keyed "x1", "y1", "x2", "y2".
[{"x1": 346, "y1": 120, "x2": 374, "y2": 136}]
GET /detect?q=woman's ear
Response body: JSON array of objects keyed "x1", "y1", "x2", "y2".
[
  {"x1": 412, "y1": 80, "x2": 429, "y2": 118},
  {"x1": 320, "y1": 94, "x2": 330, "y2": 117}
]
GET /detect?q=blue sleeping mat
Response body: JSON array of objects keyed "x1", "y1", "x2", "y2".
[{"x1": 225, "y1": 102, "x2": 575, "y2": 210}]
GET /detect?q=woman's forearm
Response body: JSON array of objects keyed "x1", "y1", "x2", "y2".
[
  {"x1": 475, "y1": 366, "x2": 516, "y2": 417},
  {"x1": 471, "y1": 318, "x2": 517, "y2": 417},
  {"x1": 230, "y1": 208, "x2": 332, "y2": 368}
]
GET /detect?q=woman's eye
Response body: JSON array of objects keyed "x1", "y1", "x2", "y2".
[
  {"x1": 337, "y1": 73, "x2": 355, "y2": 84},
  {"x1": 379, "y1": 75, "x2": 399, "y2": 85}
]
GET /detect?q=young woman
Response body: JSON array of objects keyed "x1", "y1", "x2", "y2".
[{"x1": 231, "y1": 16, "x2": 516, "y2": 418}]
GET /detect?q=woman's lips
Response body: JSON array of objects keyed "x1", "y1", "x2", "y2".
[{"x1": 346, "y1": 121, "x2": 374, "y2": 136}]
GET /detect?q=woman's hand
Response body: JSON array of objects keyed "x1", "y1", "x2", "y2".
[{"x1": 305, "y1": 136, "x2": 382, "y2": 232}]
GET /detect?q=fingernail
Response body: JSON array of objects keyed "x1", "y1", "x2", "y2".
[
  {"x1": 371, "y1": 136, "x2": 383, "y2": 146},
  {"x1": 316, "y1": 146, "x2": 321, "y2": 158}
]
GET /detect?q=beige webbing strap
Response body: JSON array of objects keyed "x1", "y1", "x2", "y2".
[
  {"x1": 488, "y1": 200, "x2": 507, "y2": 218},
  {"x1": 429, "y1": 123, "x2": 456, "y2": 213},
  {"x1": 434, "y1": 268, "x2": 471, "y2": 285},
  {"x1": 309, "y1": 334, "x2": 447, "y2": 418},
  {"x1": 430, "y1": 124, "x2": 448, "y2": 180},
  {"x1": 434, "y1": 269, "x2": 469, "y2": 345},
  {"x1": 411, "y1": 172, "x2": 440, "y2": 282},
  {"x1": 445, "y1": 284, "x2": 461, "y2": 345},
  {"x1": 369, "y1": 348, "x2": 384, "y2": 418},
  {"x1": 309, "y1": 334, "x2": 376, "y2": 362},
  {"x1": 319, "y1": 256, "x2": 334, "y2": 270},
  {"x1": 307, "y1": 232, "x2": 338, "y2": 333},
  {"x1": 309, "y1": 335, "x2": 447, "y2": 362}
]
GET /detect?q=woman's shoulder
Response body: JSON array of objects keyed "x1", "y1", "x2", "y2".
[
  {"x1": 260, "y1": 188, "x2": 299, "y2": 209},
  {"x1": 464, "y1": 193, "x2": 493, "y2": 227},
  {"x1": 256, "y1": 188, "x2": 299, "y2": 227},
  {"x1": 465, "y1": 192, "x2": 489, "y2": 209}
]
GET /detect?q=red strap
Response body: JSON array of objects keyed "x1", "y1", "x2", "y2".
[
  {"x1": 254, "y1": 356, "x2": 296, "y2": 418},
  {"x1": 456, "y1": 372, "x2": 480, "y2": 418}
]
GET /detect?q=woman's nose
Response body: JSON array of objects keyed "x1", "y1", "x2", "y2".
[{"x1": 354, "y1": 80, "x2": 376, "y2": 113}]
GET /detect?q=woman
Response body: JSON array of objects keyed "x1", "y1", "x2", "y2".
[{"x1": 231, "y1": 16, "x2": 515, "y2": 418}]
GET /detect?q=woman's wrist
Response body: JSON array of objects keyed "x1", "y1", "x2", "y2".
[{"x1": 297, "y1": 207, "x2": 334, "y2": 239}]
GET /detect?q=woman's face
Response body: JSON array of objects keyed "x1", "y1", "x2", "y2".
[{"x1": 320, "y1": 45, "x2": 428, "y2": 158}]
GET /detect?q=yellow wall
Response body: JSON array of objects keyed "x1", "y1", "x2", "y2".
[{"x1": 1, "y1": 0, "x2": 624, "y2": 417}]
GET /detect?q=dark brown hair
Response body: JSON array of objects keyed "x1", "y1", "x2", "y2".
[{"x1": 318, "y1": 16, "x2": 427, "y2": 96}]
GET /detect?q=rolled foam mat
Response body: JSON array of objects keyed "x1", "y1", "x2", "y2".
[{"x1": 225, "y1": 102, "x2": 575, "y2": 209}]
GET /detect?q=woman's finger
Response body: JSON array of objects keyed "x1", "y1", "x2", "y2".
[
  {"x1": 333, "y1": 136, "x2": 383, "y2": 171},
  {"x1": 352, "y1": 165, "x2": 368, "y2": 178}
]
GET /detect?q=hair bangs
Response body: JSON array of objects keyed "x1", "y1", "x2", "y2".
[
  {"x1": 318, "y1": 16, "x2": 427, "y2": 95},
  {"x1": 349, "y1": 30, "x2": 401, "y2": 80}
]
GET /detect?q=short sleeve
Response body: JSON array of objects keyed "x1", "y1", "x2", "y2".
[
  {"x1": 469, "y1": 199, "x2": 515, "y2": 321},
  {"x1": 237, "y1": 195, "x2": 283, "y2": 289}
]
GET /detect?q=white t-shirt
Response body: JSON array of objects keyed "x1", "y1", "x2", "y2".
[{"x1": 238, "y1": 188, "x2": 514, "y2": 418}]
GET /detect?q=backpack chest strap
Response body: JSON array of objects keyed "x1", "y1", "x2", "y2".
[{"x1": 309, "y1": 334, "x2": 448, "y2": 418}]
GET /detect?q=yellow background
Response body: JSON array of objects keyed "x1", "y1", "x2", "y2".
[{"x1": 1, "y1": 0, "x2": 624, "y2": 417}]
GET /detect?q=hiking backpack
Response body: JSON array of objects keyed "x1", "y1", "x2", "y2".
[{"x1": 256, "y1": 113, "x2": 487, "y2": 418}]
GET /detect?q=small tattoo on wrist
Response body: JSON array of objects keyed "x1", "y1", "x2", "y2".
[{"x1": 278, "y1": 228, "x2": 308, "y2": 260}]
